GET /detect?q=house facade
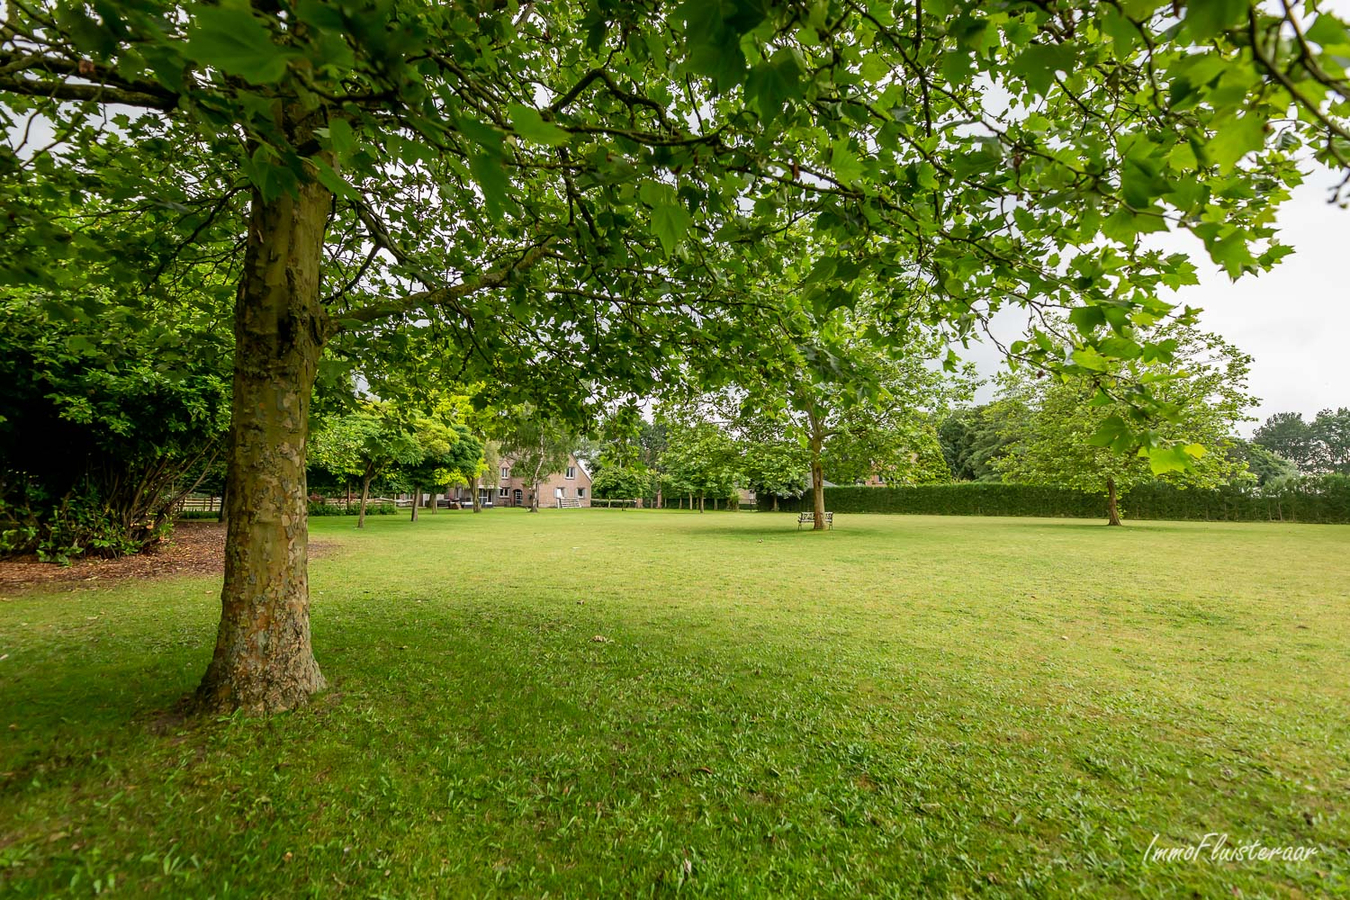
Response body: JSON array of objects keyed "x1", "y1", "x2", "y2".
[{"x1": 446, "y1": 453, "x2": 593, "y2": 508}]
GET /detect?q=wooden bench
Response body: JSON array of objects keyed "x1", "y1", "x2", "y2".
[{"x1": 797, "y1": 511, "x2": 834, "y2": 530}]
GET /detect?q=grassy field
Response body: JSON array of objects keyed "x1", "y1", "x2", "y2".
[{"x1": 1, "y1": 510, "x2": 1347, "y2": 898}]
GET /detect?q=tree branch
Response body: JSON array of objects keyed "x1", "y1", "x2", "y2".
[{"x1": 334, "y1": 240, "x2": 553, "y2": 331}]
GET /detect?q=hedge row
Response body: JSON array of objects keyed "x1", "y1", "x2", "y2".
[
  {"x1": 307, "y1": 502, "x2": 398, "y2": 517},
  {"x1": 764, "y1": 478, "x2": 1350, "y2": 524}
]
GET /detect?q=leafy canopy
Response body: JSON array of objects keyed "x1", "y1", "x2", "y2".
[{"x1": 5, "y1": 0, "x2": 1349, "y2": 447}]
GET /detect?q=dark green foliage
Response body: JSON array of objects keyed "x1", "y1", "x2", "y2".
[
  {"x1": 1310, "y1": 408, "x2": 1350, "y2": 475},
  {"x1": 307, "y1": 502, "x2": 397, "y2": 517},
  {"x1": 1253, "y1": 412, "x2": 1317, "y2": 471},
  {"x1": 1252, "y1": 409, "x2": 1350, "y2": 475},
  {"x1": 1228, "y1": 439, "x2": 1299, "y2": 486},
  {"x1": 937, "y1": 403, "x2": 1025, "y2": 482},
  {"x1": 0, "y1": 295, "x2": 230, "y2": 562},
  {"x1": 592, "y1": 465, "x2": 652, "y2": 500},
  {"x1": 765, "y1": 478, "x2": 1350, "y2": 524}
]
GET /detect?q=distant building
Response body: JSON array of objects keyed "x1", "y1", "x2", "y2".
[{"x1": 445, "y1": 453, "x2": 592, "y2": 508}]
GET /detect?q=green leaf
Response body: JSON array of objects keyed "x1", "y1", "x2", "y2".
[
  {"x1": 1185, "y1": 0, "x2": 1250, "y2": 40},
  {"x1": 1305, "y1": 13, "x2": 1350, "y2": 49},
  {"x1": 1071, "y1": 346, "x2": 1110, "y2": 372},
  {"x1": 830, "y1": 139, "x2": 864, "y2": 186},
  {"x1": 640, "y1": 181, "x2": 690, "y2": 254},
  {"x1": 1069, "y1": 305, "x2": 1106, "y2": 335},
  {"x1": 468, "y1": 151, "x2": 510, "y2": 220},
  {"x1": 745, "y1": 50, "x2": 802, "y2": 124},
  {"x1": 1208, "y1": 114, "x2": 1267, "y2": 172},
  {"x1": 1146, "y1": 444, "x2": 1195, "y2": 475},
  {"x1": 324, "y1": 118, "x2": 355, "y2": 158},
  {"x1": 186, "y1": 7, "x2": 294, "y2": 84},
  {"x1": 1089, "y1": 415, "x2": 1130, "y2": 448},
  {"x1": 651, "y1": 202, "x2": 691, "y2": 256},
  {"x1": 859, "y1": 51, "x2": 890, "y2": 83},
  {"x1": 1013, "y1": 44, "x2": 1075, "y2": 96},
  {"x1": 507, "y1": 105, "x2": 570, "y2": 147}
]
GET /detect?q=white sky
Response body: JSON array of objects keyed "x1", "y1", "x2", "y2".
[{"x1": 964, "y1": 163, "x2": 1350, "y2": 432}]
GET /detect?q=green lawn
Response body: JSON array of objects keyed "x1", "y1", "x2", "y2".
[{"x1": 1, "y1": 511, "x2": 1347, "y2": 898}]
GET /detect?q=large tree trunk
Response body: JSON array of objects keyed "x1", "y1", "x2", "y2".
[
  {"x1": 357, "y1": 471, "x2": 372, "y2": 529},
  {"x1": 195, "y1": 172, "x2": 331, "y2": 715},
  {"x1": 1106, "y1": 476, "x2": 1123, "y2": 526},
  {"x1": 809, "y1": 413, "x2": 826, "y2": 531}
]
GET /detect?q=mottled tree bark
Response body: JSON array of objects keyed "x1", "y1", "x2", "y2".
[
  {"x1": 1106, "y1": 476, "x2": 1123, "y2": 526},
  {"x1": 194, "y1": 162, "x2": 331, "y2": 714},
  {"x1": 470, "y1": 474, "x2": 482, "y2": 512}
]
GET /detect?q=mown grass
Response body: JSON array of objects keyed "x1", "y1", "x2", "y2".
[{"x1": 1, "y1": 510, "x2": 1347, "y2": 898}]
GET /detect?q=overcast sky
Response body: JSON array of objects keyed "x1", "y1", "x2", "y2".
[{"x1": 964, "y1": 162, "x2": 1349, "y2": 432}]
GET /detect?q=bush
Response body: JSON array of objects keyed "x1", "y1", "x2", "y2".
[
  {"x1": 307, "y1": 502, "x2": 398, "y2": 517},
  {"x1": 763, "y1": 479, "x2": 1350, "y2": 524},
  {"x1": 0, "y1": 294, "x2": 230, "y2": 561}
]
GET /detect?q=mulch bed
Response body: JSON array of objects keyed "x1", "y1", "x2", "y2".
[{"x1": 0, "y1": 521, "x2": 335, "y2": 596}]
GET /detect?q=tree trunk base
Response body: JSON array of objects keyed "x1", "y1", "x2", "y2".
[{"x1": 194, "y1": 654, "x2": 327, "y2": 715}]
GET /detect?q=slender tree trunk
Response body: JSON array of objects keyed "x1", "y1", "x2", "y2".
[
  {"x1": 217, "y1": 475, "x2": 229, "y2": 525},
  {"x1": 410, "y1": 487, "x2": 420, "y2": 522},
  {"x1": 1106, "y1": 477, "x2": 1123, "y2": 526},
  {"x1": 358, "y1": 471, "x2": 372, "y2": 529},
  {"x1": 471, "y1": 474, "x2": 482, "y2": 512},
  {"x1": 809, "y1": 411, "x2": 826, "y2": 531},
  {"x1": 772, "y1": 494, "x2": 779, "y2": 512},
  {"x1": 699, "y1": 491, "x2": 705, "y2": 512},
  {"x1": 195, "y1": 169, "x2": 331, "y2": 715}
]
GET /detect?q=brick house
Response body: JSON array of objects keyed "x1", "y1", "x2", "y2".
[{"x1": 446, "y1": 453, "x2": 592, "y2": 508}]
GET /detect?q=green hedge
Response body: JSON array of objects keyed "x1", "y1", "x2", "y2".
[
  {"x1": 764, "y1": 477, "x2": 1350, "y2": 524},
  {"x1": 307, "y1": 502, "x2": 398, "y2": 517}
]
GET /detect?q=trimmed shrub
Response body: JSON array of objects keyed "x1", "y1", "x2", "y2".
[
  {"x1": 307, "y1": 502, "x2": 398, "y2": 517},
  {"x1": 764, "y1": 478, "x2": 1350, "y2": 524}
]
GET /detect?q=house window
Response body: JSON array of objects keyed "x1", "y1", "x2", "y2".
[
  {"x1": 500, "y1": 466, "x2": 510, "y2": 479},
  {"x1": 577, "y1": 488, "x2": 585, "y2": 498},
  {"x1": 498, "y1": 486, "x2": 508, "y2": 497},
  {"x1": 566, "y1": 466, "x2": 576, "y2": 479}
]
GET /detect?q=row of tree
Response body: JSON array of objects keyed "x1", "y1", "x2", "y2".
[
  {"x1": 587, "y1": 321, "x2": 1300, "y2": 527},
  {"x1": 1252, "y1": 410, "x2": 1350, "y2": 476}
]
